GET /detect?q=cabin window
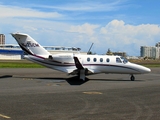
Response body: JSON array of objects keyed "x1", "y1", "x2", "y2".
[
  {"x1": 93, "y1": 58, "x2": 97, "y2": 62},
  {"x1": 106, "y1": 58, "x2": 110, "y2": 62},
  {"x1": 116, "y1": 57, "x2": 122, "y2": 63},
  {"x1": 100, "y1": 58, "x2": 103, "y2": 62},
  {"x1": 87, "y1": 57, "x2": 90, "y2": 62}
]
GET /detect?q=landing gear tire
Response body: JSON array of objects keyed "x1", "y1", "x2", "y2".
[{"x1": 130, "y1": 75, "x2": 135, "y2": 81}]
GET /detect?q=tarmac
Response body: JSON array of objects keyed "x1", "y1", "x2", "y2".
[{"x1": 0, "y1": 68, "x2": 160, "y2": 120}]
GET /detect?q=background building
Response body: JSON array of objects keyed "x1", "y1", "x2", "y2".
[
  {"x1": 0, "y1": 34, "x2": 5, "y2": 44},
  {"x1": 0, "y1": 44, "x2": 23, "y2": 60},
  {"x1": 155, "y1": 42, "x2": 160, "y2": 59},
  {"x1": 106, "y1": 49, "x2": 127, "y2": 57},
  {"x1": 155, "y1": 42, "x2": 160, "y2": 47},
  {"x1": 113, "y1": 52, "x2": 126, "y2": 57},
  {"x1": 141, "y1": 44, "x2": 160, "y2": 59}
]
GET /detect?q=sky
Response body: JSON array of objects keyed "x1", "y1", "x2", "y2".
[{"x1": 0, "y1": 0, "x2": 160, "y2": 56}]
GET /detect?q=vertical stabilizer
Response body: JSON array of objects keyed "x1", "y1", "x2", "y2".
[{"x1": 11, "y1": 33, "x2": 50, "y2": 56}]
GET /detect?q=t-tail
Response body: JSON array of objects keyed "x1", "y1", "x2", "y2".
[{"x1": 11, "y1": 33, "x2": 50, "y2": 57}]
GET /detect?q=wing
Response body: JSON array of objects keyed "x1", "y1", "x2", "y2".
[
  {"x1": 73, "y1": 56, "x2": 84, "y2": 69},
  {"x1": 68, "y1": 56, "x2": 100, "y2": 75}
]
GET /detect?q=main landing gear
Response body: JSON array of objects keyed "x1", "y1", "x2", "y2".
[
  {"x1": 130, "y1": 75, "x2": 135, "y2": 81},
  {"x1": 78, "y1": 69, "x2": 85, "y2": 81}
]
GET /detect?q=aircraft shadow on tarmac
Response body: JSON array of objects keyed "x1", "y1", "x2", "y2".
[
  {"x1": 66, "y1": 76, "x2": 89, "y2": 85},
  {"x1": 0, "y1": 75, "x2": 12, "y2": 79},
  {"x1": 36, "y1": 76, "x2": 89, "y2": 85},
  {"x1": 32, "y1": 76, "x2": 143, "y2": 85},
  {"x1": 90, "y1": 78, "x2": 143, "y2": 82},
  {"x1": 31, "y1": 76, "x2": 143, "y2": 85},
  {"x1": 11, "y1": 76, "x2": 88, "y2": 85},
  {"x1": 13, "y1": 76, "x2": 143, "y2": 85}
]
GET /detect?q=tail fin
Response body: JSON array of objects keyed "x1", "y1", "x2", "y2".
[{"x1": 11, "y1": 33, "x2": 50, "y2": 56}]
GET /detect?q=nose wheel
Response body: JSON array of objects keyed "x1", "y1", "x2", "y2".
[{"x1": 130, "y1": 75, "x2": 135, "y2": 81}]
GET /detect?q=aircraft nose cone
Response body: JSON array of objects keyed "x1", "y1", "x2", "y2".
[
  {"x1": 138, "y1": 65, "x2": 151, "y2": 74},
  {"x1": 130, "y1": 63, "x2": 151, "y2": 74},
  {"x1": 143, "y1": 67, "x2": 151, "y2": 73}
]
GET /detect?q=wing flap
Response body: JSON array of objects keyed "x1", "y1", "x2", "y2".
[{"x1": 68, "y1": 68, "x2": 95, "y2": 75}]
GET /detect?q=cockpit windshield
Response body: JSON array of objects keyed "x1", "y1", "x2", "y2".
[{"x1": 120, "y1": 56, "x2": 128, "y2": 64}]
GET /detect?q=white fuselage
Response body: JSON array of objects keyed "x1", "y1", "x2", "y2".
[{"x1": 24, "y1": 53, "x2": 151, "y2": 75}]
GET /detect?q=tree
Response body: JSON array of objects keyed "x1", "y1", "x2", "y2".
[{"x1": 106, "y1": 49, "x2": 113, "y2": 55}]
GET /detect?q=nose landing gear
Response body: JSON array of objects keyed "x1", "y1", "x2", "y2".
[{"x1": 130, "y1": 75, "x2": 135, "y2": 81}]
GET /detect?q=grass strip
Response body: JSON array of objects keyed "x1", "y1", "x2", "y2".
[
  {"x1": 0, "y1": 60, "x2": 160, "y2": 68},
  {"x1": 0, "y1": 61, "x2": 44, "y2": 68},
  {"x1": 140, "y1": 64, "x2": 160, "y2": 68}
]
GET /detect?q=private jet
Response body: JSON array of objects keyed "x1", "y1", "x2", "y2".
[{"x1": 11, "y1": 33, "x2": 151, "y2": 81}]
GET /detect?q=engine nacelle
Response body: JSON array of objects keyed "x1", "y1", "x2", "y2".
[{"x1": 48, "y1": 54, "x2": 74, "y2": 63}]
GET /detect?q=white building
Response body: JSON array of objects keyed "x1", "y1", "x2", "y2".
[
  {"x1": 155, "y1": 42, "x2": 160, "y2": 47},
  {"x1": 140, "y1": 46, "x2": 159, "y2": 59}
]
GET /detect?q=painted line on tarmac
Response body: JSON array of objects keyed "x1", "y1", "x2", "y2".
[
  {"x1": 0, "y1": 114, "x2": 11, "y2": 119},
  {"x1": 83, "y1": 91, "x2": 103, "y2": 95}
]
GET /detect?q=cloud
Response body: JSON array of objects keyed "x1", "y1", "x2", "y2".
[
  {"x1": 68, "y1": 23, "x2": 99, "y2": 36},
  {"x1": 64, "y1": 20, "x2": 160, "y2": 55},
  {"x1": 100, "y1": 19, "x2": 160, "y2": 43},
  {"x1": 0, "y1": 4, "x2": 63, "y2": 18},
  {"x1": 99, "y1": 20, "x2": 160, "y2": 55}
]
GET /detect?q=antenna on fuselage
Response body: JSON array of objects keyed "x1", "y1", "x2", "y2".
[{"x1": 87, "y1": 43, "x2": 94, "y2": 55}]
